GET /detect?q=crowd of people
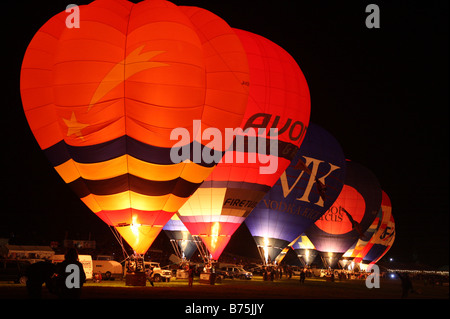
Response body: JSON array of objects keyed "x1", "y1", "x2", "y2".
[
  {"x1": 19, "y1": 247, "x2": 449, "y2": 299},
  {"x1": 395, "y1": 271, "x2": 449, "y2": 287}
]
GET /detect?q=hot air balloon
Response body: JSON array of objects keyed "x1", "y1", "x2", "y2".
[
  {"x1": 291, "y1": 234, "x2": 319, "y2": 267},
  {"x1": 177, "y1": 28, "x2": 311, "y2": 261},
  {"x1": 340, "y1": 206, "x2": 383, "y2": 270},
  {"x1": 361, "y1": 191, "x2": 395, "y2": 267},
  {"x1": 305, "y1": 160, "x2": 382, "y2": 268},
  {"x1": 275, "y1": 234, "x2": 319, "y2": 266},
  {"x1": 163, "y1": 214, "x2": 197, "y2": 261},
  {"x1": 20, "y1": 0, "x2": 250, "y2": 256},
  {"x1": 244, "y1": 123, "x2": 346, "y2": 264},
  {"x1": 341, "y1": 191, "x2": 396, "y2": 271}
]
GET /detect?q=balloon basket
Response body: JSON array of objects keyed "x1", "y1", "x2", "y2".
[
  {"x1": 199, "y1": 273, "x2": 216, "y2": 285},
  {"x1": 125, "y1": 272, "x2": 147, "y2": 286},
  {"x1": 176, "y1": 269, "x2": 189, "y2": 280}
]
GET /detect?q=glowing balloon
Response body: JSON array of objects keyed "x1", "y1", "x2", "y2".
[
  {"x1": 177, "y1": 28, "x2": 311, "y2": 260},
  {"x1": 20, "y1": 0, "x2": 250, "y2": 254},
  {"x1": 163, "y1": 214, "x2": 197, "y2": 261},
  {"x1": 341, "y1": 207, "x2": 383, "y2": 267},
  {"x1": 305, "y1": 160, "x2": 382, "y2": 267},
  {"x1": 361, "y1": 191, "x2": 395, "y2": 265},
  {"x1": 244, "y1": 123, "x2": 346, "y2": 263},
  {"x1": 290, "y1": 234, "x2": 319, "y2": 266}
]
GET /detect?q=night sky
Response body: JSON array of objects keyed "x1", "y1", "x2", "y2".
[{"x1": 2, "y1": 1, "x2": 448, "y2": 267}]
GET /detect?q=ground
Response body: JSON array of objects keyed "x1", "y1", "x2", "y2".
[{"x1": 0, "y1": 275, "x2": 448, "y2": 300}]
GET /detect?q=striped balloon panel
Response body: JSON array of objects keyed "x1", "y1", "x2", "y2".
[{"x1": 363, "y1": 191, "x2": 395, "y2": 264}]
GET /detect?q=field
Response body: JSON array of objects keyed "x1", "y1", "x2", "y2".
[{"x1": 0, "y1": 275, "x2": 448, "y2": 300}]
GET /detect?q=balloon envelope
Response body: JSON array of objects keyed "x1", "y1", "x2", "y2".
[
  {"x1": 20, "y1": 0, "x2": 250, "y2": 254},
  {"x1": 245, "y1": 123, "x2": 346, "y2": 263},
  {"x1": 341, "y1": 206, "x2": 383, "y2": 265},
  {"x1": 178, "y1": 28, "x2": 311, "y2": 260},
  {"x1": 362, "y1": 191, "x2": 395, "y2": 265},
  {"x1": 291, "y1": 234, "x2": 319, "y2": 266},
  {"x1": 306, "y1": 160, "x2": 382, "y2": 265},
  {"x1": 163, "y1": 214, "x2": 197, "y2": 260}
]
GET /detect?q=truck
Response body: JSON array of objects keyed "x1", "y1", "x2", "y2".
[
  {"x1": 219, "y1": 265, "x2": 253, "y2": 280},
  {"x1": 144, "y1": 262, "x2": 172, "y2": 282},
  {"x1": 123, "y1": 260, "x2": 172, "y2": 282},
  {"x1": 0, "y1": 259, "x2": 31, "y2": 284}
]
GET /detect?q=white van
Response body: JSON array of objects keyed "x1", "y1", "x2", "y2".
[{"x1": 51, "y1": 254, "x2": 93, "y2": 280}]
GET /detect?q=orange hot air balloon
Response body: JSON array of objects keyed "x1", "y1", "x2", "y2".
[
  {"x1": 20, "y1": 0, "x2": 249, "y2": 254},
  {"x1": 177, "y1": 28, "x2": 311, "y2": 261}
]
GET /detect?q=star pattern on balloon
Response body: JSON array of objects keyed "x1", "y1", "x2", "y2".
[{"x1": 63, "y1": 111, "x2": 89, "y2": 140}]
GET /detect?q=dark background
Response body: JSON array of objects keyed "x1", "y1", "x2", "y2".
[{"x1": 1, "y1": 1, "x2": 448, "y2": 267}]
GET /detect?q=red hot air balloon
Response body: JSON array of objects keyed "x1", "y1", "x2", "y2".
[
  {"x1": 20, "y1": 0, "x2": 250, "y2": 255},
  {"x1": 177, "y1": 28, "x2": 311, "y2": 261},
  {"x1": 305, "y1": 160, "x2": 382, "y2": 268}
]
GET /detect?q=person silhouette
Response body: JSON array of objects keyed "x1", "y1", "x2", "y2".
[
  {"x1": 188, "y1": 265, "x2": 194, "y2": 287},
  {"x1": 299, "y1": 270, "x2": 306, "y2": 283},
  {"x1": 26, "y1": 261, "x2": 57, "y2": 299},
  {"x1": 56, "y1": 248, "x2": 86, "y2": 299},
  {"x1": 396, "y1": 272, "x2": 414, "y2": 298}
]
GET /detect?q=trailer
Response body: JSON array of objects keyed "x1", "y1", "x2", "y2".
[{"x1": 92, "y1": 259, "x2": 123, "y2": 280}]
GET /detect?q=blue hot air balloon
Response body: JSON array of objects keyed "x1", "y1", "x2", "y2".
[
  {"x1": 163, "y1": 214, "x2": 197, "y2": 261},
  {"x1": 291, "y1": 233, "x2": 319, "y2": 266},
  {"x1": 245, "y1": 123, "x2": 346, "y2": 264}
]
